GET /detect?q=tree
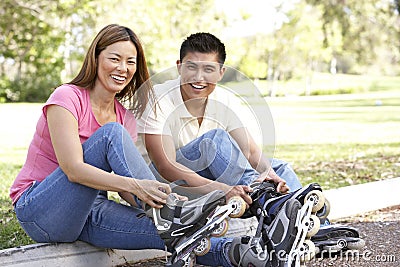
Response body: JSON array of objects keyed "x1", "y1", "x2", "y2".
[
  {"x1": 225, "y1": 1, "x2": 332, "y2": 95},
  {"x1": 0, "y1": 0, "x2": 98, "y2": 102},
  {"x1": 96, "y1": 0, "x2": 227, "y2": 73},
  {"x1": 305, "y1": 0, "x2": 400, "y2": 74}
]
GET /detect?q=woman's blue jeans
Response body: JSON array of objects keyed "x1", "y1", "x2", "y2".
[
  {"x1": 153, "y1": 128, "x2": 302, "y2": 191},
  {"x1": 14, "y1": 123, "x2": 233, "y2": 267}
]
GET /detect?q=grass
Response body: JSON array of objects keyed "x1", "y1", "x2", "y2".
[
  {"x1": 0, "y1": 103, "x2": 40, "y2": 250},
  {"x1": 0, "y1": 162, "x2": 34, "y2": 250},
  {"x1": 275, "y1": 143, "x2": 400, "y2": 189},
  {"x1": 268, "y1": 90, "x2": 400, "y2": 145},
  {"x1": 267, "y1": 90, "x2": 400, "y2": 188},
  {"x1": 0, "y1": 74, "x2": 399, "y2": 250}
]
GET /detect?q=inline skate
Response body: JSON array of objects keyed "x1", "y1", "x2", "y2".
[
  {"x1": 238, "y1": 181, "x2": 331, "y2": 265},
  {"x1": 311, "y1": 223, "x2": 366, "y2": 256},
  {"x1": 144, "y1": 190, "x2": 246, "y2": 266},
  {"x1": 229, "y1": 197, "x2": 316, "y2": 267}
]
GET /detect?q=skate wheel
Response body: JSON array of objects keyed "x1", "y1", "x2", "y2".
[
  {"x1": 316, "y1": 197, "x2": 331, "y2": 219},
  {"x1": 300, "y1": 239, "x2": 316, "y2": 262},
  {"x1": 178, "y1": 254, "x2": 195, "y2": 267},
  {"x1": 193, "y1": 237, "x2": 211, "y2": 256},
  {"x1": 306, "y1": 215, "x2": 320, "y2": 238},
  {"x1": 305, "y1": 190, "x2": 325, "y2": 213},
  {"x1": 228, "y1": 196, "x2": 246, "y2": 218},
  {"x1": 211, "y1": 218, "x2": 229, "y2": 237}
]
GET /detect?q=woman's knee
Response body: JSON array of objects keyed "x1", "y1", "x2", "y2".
[
  {"x1": 87, "y1": 122, "x2": 129, "y2": 145},
  {"x1": 101, "y1": 122, "x2": 125, "y2": 135}
]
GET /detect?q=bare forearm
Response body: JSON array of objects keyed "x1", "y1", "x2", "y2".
[
  {"x1": 62, "y1": 161, "x2": 135, "y2": 192},
  {"x1": 245, "y1": 143, "x2": 276, "y2": 176},
  {"x1": 62, "y1": 161, "x2": 172, "y2": 208}
]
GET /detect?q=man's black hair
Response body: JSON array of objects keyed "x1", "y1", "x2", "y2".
[{"x1": 180, "y1": 32, "x2": 226, "y2": 65}]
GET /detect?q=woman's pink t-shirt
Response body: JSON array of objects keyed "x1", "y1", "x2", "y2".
[{"x1": 10, "y1": 84, "x2": 137, "y2": 204}]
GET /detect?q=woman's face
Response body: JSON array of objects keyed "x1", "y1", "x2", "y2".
[{"x1": 95, "y1": 40, "x2": 137, "y2": 94}]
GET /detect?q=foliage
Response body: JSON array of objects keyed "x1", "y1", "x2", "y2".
[
  {"x1": 0, "y1": 0, "x2": 99, "y2": 102},
  {"x1": 1, "y1": 0, "x2": 399, "y2": 102},
  {"x1": 218, "y1": 0, "x2": 400, "y2": 96},
  {"x1": 97, "y1": 0, "x2": 228, "y2": 73},
  {"x1": 305, "y1": 0, "x2": 400, "y2": 73},
  {"x1": 234, "y1": 1, "x2": 332, "y2": 81},
  {"x1": 300, "y1": 86, "x2": 359, "y2": 96}
]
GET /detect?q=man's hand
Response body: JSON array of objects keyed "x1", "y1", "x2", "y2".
[{"x1": 257, "y1": 171, "x2": 290, "y2": 193}]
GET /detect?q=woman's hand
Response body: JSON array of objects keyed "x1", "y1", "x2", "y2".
[
  {"x1": 225, "y1": 185, "x2": 253, "y2": 208},
  {"x1": 131, "y1": 179, "x2": 172, "y2": 208}
]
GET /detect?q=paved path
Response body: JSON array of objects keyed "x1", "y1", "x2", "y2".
[
  {"x1": 308, "y1": 205, "x2": 400, "y2": 267},
  {"x1": 116, "y1": 206, "x2": 400, "y2": 267}
]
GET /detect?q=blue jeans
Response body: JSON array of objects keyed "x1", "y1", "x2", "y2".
[
  {"x1": 155, "y1": 129, "x2": 302, "y2": 191},
  {"x1": 14, "y1": 123, "x2": 233, "y2": 267}
]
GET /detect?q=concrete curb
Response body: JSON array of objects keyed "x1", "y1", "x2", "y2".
[
  {"x1": 0, "y1": 242, "x2": 167, "y2": 267},
  {"x1": 323, "y1": 177, "x2": 400, "y2": 220},
  {"x1": 1, "y1": 178, "x2": 399, "y2": 266}
]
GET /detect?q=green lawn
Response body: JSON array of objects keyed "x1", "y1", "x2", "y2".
[
  {"x1": 269, "y1": 90, "x2": 400, "y2": 145},
  {"x1": 268, "y1": 90, "x2": 400, "y2": 188},
  {"x1": 0, "y1": 79, "x2": 399, "y2": 249},
  {"x1": 0, "y1": 103, "x2": 40, "y2": 250}
]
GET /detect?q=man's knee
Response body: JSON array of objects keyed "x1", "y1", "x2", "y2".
[
  {"x1": 270, "y1": 158, "x2": 290, "y2": 169},
  {"x1": 202, "y1": 128, "x2": 230, "y2": 140}
]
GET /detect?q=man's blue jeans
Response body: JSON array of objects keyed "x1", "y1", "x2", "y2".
[
  {"x1": 14, "y1": 123, "x2": 233, "y2": 267},
  {"x1": 155, "y1": 128, "x2": 302, "y2": 191}
]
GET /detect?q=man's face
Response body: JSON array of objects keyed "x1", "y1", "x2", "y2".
[{"x1": 177, "y1": 52, "x2": 225, "y2": 101}]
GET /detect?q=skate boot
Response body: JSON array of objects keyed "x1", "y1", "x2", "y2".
[
  {"x1": 229, "y1": 198, "x2": 315, "y2": 267},
  {"x1": 244, "y1": 182, "x2": 329, "y2": 237},
  {"x1": 239, "y1": 181, "x2": 330, "y2": 264},
  {"x1": 246, "y1": 182, "x2": 330, "y2": 217},
  {"x1": 311, "y1": 222, "x2": 366, "y2": 257},
  {"x1": 144, "y1": 190, "x2": 246, "y2": 267}
]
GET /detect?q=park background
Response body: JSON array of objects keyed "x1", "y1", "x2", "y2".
[{"x1": 1, "y1": 0, "x2": 399, "y2": 251}]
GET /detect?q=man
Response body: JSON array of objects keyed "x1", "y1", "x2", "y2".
[
  {"x1": 136, "y1": 32, "x2": 302, "y2": 205},
  {"x1": 136, "y1": 32, "x2": 365, "y2": 257}
]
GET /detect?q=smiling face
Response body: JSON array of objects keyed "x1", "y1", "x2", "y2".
[
  {"x1": 177, "y1": 52, "x2": 225, "y2": 101},
  {"x1": 95, "y1": 40, "x2": 137, "y2": 94}
]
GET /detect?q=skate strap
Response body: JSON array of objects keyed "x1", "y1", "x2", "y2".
[{"x1": 173, "y1": 200, "x2": 186, "y2": 219}]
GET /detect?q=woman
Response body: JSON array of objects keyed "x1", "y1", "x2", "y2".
[{"x1": 9, "y1": 24, "x2": 238, "y2": 266}]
